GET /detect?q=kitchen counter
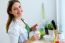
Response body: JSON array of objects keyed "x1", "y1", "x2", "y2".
[{"x1": 32, "y1": 40, "x2": 53, "y2": 43}]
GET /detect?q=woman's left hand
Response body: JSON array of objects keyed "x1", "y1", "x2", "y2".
[
  {"x1": 30, "y1": 31, "x2": 40, "y2": 41},
  {"x1": 30, "y1": 24, "x2": 38, "y2": 31}
]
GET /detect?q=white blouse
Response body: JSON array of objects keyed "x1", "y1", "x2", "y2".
[{"x1": 8, "y1": 19, "x2": 28, "y2": 43}]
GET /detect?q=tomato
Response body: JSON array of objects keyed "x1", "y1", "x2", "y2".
[{"x1": 55, "y1": 41, "x2": 59, "y2": 43}]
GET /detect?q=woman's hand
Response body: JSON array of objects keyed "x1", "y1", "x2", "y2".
[
  {"x1": 24, "y1": 31, "x2": 40, "y2": 43},
  {"x1": 23, "y1": 40, "x2": 32, "y2": 43},
  {"x1": 30, "y1": 24, "x2": 38, "y2": 31},
  {"x1": 30, "y1": 31, "x2": 40, "y2": 41},
  {"x1": 30, "y1": 35, "x2": 40, "y2": 41}
]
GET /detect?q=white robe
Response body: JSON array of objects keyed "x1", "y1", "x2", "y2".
[{"x1": 8, "y1": 19, "x2": 28, "y2": 43}]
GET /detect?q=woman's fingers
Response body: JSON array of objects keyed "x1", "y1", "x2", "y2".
[
  {"x1": 24, "y1": 40, "x2": 32, "y2": 43},
  {"x1": 30, "y1": 24, "x2": 38, "y2": 31},
  {"x1": 30, "y1": 34, "x2": 40, "y2": 41},
  {"x1": 34, "y1": 34, "x2": 40, "y2": 40}
]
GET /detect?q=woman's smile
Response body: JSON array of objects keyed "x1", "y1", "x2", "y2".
[
  {"x1": 11, "y1": 2, "x2": 23, "y2": 18},
  {"x1": 17, "y1": 11, "x2": 21, "y2": 15}
]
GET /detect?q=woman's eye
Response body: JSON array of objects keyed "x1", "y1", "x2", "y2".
[
  {"x1": 19, "y1": 6, "x2": 21, "y2": 8},
  {"x1": 13, "y1": 8, "x2": 17, "y2": 10}
]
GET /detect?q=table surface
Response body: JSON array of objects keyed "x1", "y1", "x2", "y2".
[{"x1": 32, "y1": 40, "x2": 53, "y2": 43}]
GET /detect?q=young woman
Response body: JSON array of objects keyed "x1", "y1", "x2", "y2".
[{"x1": 6, "y1": 0, "x2": 40, "y2": 43}]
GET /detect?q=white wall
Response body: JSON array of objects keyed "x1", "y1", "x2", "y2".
[
  {"x1": 56, "y1": 0, "x2": 65, "y2": 40},
  {"x1": 43, "y1": 0, "x2": 57, "y2": 22},
  {"x1": 61, "y1": 0, "x2": 65, "y2": 40},
  {"x1": 0, "y1": 0, "x2": 10, "y2": 43},
  {"x1": 56, "y1": 0, "x2": 62, "y2": 32}
]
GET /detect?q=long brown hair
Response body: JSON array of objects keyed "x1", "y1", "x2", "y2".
[{"x1": 6, "y1": 0, "x2": 20, "y2": 32}]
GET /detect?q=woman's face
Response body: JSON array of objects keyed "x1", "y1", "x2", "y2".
[{"x1": 11, "y1": 2, "x2": 23, "y2": 19}]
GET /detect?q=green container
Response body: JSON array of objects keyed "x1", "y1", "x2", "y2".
[{"x1": 39, "y1": 28, "x2": 45, "y2": 39}]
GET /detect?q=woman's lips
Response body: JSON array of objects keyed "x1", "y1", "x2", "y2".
[{"x1": 17, "y1": 12, "x2": 21, "y2": 15}]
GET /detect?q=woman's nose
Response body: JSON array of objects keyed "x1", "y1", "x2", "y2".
[{"x1": 18, "y1": 8, "x2": 23, "y2": 12}]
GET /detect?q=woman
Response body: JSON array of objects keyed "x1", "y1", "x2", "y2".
[{"x1": 6, "y1": 0, "x2": 40, "y2": 43}]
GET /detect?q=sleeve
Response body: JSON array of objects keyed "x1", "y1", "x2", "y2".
[{"x1": 8, "y1": 26, "x2": 20, "y2": 43}]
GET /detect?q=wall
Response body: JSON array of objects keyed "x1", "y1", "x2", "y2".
[
  {"x1": 0, "y1": 0, "x2": 10, "y2": 43},
  {"x1": 43, "y1": 0, "x2": 57, "y2": 22},
  {"x1": 61, "y1": 0, "x2": 65, "y2": 40}
]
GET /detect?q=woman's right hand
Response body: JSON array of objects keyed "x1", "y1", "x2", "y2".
[
  {"x1": 23, "y1": 40, "x2": 32, "y2": 43},
  {"x1": 24, "y1": 31, "x2": 40, "y2": 43}
]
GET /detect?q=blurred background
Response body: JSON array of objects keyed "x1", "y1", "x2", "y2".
[{"x1": 0, "y1": 0, "x2": 65, "y2": 43}]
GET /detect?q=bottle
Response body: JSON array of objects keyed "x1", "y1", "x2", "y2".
[{"x1": 45, "y1": 27, "x2": 49, "y2": 35}]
